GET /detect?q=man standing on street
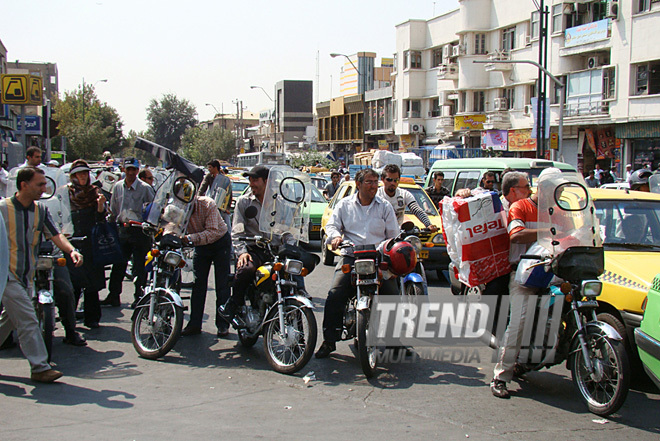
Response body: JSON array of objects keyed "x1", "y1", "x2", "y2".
[
  {"x1": 21, "y1": 146, "x2": 43, "y2": 168},
  {"x1": 323, "y1": 171, "x2": 341, "y2": 200},
  {"x1": 490, "y1": 171, "x2": 540, "y2": 399},
  {"x1": 315, "y1": 168, "x2": 400, "y2": 359},
  {"x1": 180, "y1": 190, "x2": 232, "y2": 338},
  {"x1": 102, "y1": 158, "x2": 155, "y2": 307},
  {"x1": 0, "y1": 167, "x2": 84, "y2": 383},
  {"x1": 425, "y1": 171, "x2": 450, "y2": 208}
]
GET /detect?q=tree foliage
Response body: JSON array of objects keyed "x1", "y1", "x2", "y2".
[
  {"x1": 146, "y1": 93, "x2": 197, "y2": 152},
  {"x1": 180, "y1": 125, "x2": 237, "y2": 166},
  {"x1": 289, "y1": 151, "x2": 338, "y2": 169},
  {"x1": 53, "y1": 86, "x2": 124, "y2": 161}
]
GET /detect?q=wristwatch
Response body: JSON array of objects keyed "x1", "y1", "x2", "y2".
[{"x1": 186, "y1": 235, "x2": 193, "y2": 246}]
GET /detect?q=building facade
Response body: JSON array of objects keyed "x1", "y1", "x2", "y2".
[
  {"x1": 274, "y1": 80, "x2": 313, "y2": 152},
  {"x1": 393, "y1": 0, "x2": 660, "y2": 173}
]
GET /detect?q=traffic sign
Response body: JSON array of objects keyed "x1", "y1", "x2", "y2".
[
  {"x1": 29, "y1": 76, "x2": 43, "y2": 105},
  {"x1": 1, "y1": 74, "x2": 29, "y2": 104}
]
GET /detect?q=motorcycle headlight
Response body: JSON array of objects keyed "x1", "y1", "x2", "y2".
[
  {"x1": 354, "y1": 259, "x2": 375, "y2": 275},
  {"x1": 581, "y1": 280, "x2": 602, "y2": 297},
  {"x1": 284, "y1": 258, "x2": 304, "y2": 276},
  {"x1": 163, "y1": 251, "x2": 183, "y2": 267},
  {"x1": 36, "y1": 257, "x2": 53, "y2": 270},
  {"x1": 432, "y1": 233, "x2": 444, "y2": 245},
  {"x1": 404, "y1": 235, "x2": 423, "y2": 255}
]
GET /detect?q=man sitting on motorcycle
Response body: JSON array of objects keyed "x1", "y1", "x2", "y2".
[
  {"x1": 490, "y1": 170, "x2": 542, "y2": 399},
  {"x1": 315, "y1": 168, "x2": 400, "y2": 359},
  {"x1": 378, "y1": 164, "x2": 437, "y2": 232},
  {"x1": 0, "y1": 167, "x2": 84, "y2": 383}
]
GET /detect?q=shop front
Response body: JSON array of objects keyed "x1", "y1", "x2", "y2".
[{"x1": 616, "y1": 122, "x2": 660, "y2": 172}]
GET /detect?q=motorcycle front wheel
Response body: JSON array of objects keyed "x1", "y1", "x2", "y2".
[
  {"x1": 571, "y1": 329, "x2": 630, "y2": 416},
  {"x1": 356, "y1": 308, "x2": 379, "y2": 378},
  {"x1": 131, "y1": 293, "x2": 183, "y2": 360},
  {"x1": 37, "y1": 303, "x2": 55, "y2": 363},
  {"x1": 263, "y1": 299, "x2": 317, "y2": 375},
  {"x1": 404, "y1": 281, "x2": 424, "y2": 297}
]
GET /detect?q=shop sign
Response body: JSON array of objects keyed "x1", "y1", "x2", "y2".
[
  {"x1": 508, "y1": 129, "x2": 536, "y2": 152},
  {"x1": 378, "y1": 140, "x2": 388, "y2": 150},
  {"x1": 400, "y1": 134, "x2": 414, "y2": 150},
  {"x1": 565, "y1": 19, "x2": 609, "y2": 48},
  {"x1": 481, "y1": 130, "x2": 507, "y2": 151},
  {"x1": 454, "y1": 115, "x2": 485, "y2": 131}
]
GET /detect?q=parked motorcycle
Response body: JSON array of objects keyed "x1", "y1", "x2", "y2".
[
  {"x1": 232, "y1": 166, "x2": 319, "y2": 374},
  {"x1": 129, "y1": 137, "x2": 206, "y2": 359},
  {"x1": 478, "y1": 171, "x2": 630, "y2": 416}
]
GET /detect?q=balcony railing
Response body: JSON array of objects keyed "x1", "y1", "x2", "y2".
[
  {"x1": 405, "y1": 110, "x2": 421, "y2": 118},
  {"x1": 564, "y1": 99, "x2": 610, "y2": 117}
]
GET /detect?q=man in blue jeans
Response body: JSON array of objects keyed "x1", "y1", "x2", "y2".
[{"x1": 180, "y1": 193, "x2": 231, "y2": 337}]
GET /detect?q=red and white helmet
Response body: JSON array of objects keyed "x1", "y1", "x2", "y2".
[{"x1": 381, "y1": 239, "x2": 417, "y2": 276}]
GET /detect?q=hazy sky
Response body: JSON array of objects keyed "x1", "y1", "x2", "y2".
[{"x1": 1, "y1": 0, "x2": 458, "y2": 134}]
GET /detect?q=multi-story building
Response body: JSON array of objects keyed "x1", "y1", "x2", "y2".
[
  {"x1": 275, "y1": 80, "x2": 313, "y2": 152},
  {"x1": 393, "y1": 0, "x2": 660, "y2": 173}
]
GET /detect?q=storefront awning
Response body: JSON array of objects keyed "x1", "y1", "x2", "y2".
[{"x1": 615, "y1": 121, "x2": 660, "y2": 139}]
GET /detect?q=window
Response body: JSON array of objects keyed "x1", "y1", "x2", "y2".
[
  {"x1": 566, "y1": 69, "x2": 609, "y2": 115},
  {"x1": 503, "y1": 88, "x2": 515, "y2": 110},
  {"x1": 432, "y1": 47, "x2": 443, "y2": 67},
  {"x1": 636, "y1": 0, "x2": 651, "y2": 14},
  {"x1": 552, "y1": 4, "x2": 564, "y2": 33},
  {"x1": 603, "y1": 67, "x2": 616, "y2": 100},
  {"x1": 551, "y1": 78, "x2": 565, "y2": 105},
  {"x1": 474, "y1": 33, "x2": 487, "y2": 55},
  {"x1": 459, "y1": 91, "x2": 467, "y2": 113},
  {"x1": 410, "y1": 51, "x2": 422, "y2": 69},
  {"x1": 502, "y1": 26, "x2": 516, "y2": 52},
  {"x1": 455, "y1": 171, "x2": 481, "y2": 192},
  {"x1": 531, "y1": 11, "x2": 541, "y2": 40},
  {"x1": 473, "y1": 91, "x2": 485, "y2": 112},
  {"x1": 430, "y1": 98, "x2": 441, "y2": 117},
  {"x1": 393, "y1": 53, "x2": 398, "y2": 72},
  {"x1": 406, "y1": 100, "x2": 421, "y2": 118},
  {"x1": 634, "y1": 61, "x2": 660, "y2": 96},
  {"x1": 403, "y1": 51, "x2": 408, "y2": 69}
]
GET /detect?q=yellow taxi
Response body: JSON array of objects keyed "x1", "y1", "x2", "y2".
[
  {"x1": 591, "y1": 188, "x2": 660, "y2": 366},
  {"x1": 320, "y1": 177, "x2": 448, "y2": 278}
]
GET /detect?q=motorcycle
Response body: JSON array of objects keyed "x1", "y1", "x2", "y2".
[
  {"x1": 231, "y1": 166, "x2": 319, "y2": 374},
  {"x1": 337, "y1": 233, "x2": 419, "y2": 378},
  {"x1": 129, "y1": 138, "x2": 206, "y2": 359},
  {"x1": 477, "y1": 171, "x2": 630, "y2": 416},
  {"x1": 396, "y1": 222, "x2": 430, "y2": 297}
]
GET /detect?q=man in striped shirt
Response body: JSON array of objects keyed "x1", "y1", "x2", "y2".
[
  {"x1": 0, "y1": 167, "x2": 83, "y2": 383},
  {"x1": 180, "y1": 193, "x2": 231, "y2": 338}
]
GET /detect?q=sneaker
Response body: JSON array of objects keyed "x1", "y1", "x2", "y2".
[
  {"x1": 315, "y1": 341, "x2": 336, "y2": 359},
  {"x1": 31, "y1": 369, "x2": 63, "y2": 383},
  {"x1": 490, "y1": 379, "x2": 510, "y2": 399}
]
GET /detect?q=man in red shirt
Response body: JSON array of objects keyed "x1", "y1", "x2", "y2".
[{"x1": 491, "y1": 184, "x2": 539, "y2": 399}]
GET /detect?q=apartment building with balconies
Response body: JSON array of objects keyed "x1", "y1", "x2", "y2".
[{"x1": 393, "y1": 0, "x2": 660, "y2": 173}]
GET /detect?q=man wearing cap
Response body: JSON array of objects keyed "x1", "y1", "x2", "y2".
[
  {"x1": 217, "y1": 165, "x2": 270, "y2": 326},
  {"x1": 101, "y1": 158, "x2": 155, "y2": 307}
]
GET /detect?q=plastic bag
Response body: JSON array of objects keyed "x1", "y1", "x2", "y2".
[
  {"x1": 440, "y1": 191, "x2": 511, "y2": 287},
  {"x1": 91, "y1": 221, "x2": 123, "y2": 266},
  {"x1": 514, "y1": 242, "x2": 554, "y2": 288}
]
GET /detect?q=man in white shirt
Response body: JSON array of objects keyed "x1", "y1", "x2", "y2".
[{"x1": 315, "y1": 168, "x2": 399, "y2": 359}]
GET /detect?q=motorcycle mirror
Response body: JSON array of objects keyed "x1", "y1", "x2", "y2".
[
  {"x1": 245, "y1": 205, "x2": 259, "y2": 219},
  {"x1": 401, "y1": 221, "x2": 415, "y2": 232},
  {"x1": 173, "y1": 177, "x2": 196, "y2": 203},
  {"x1": 279, "y1": 176, "x2": 305, "y2": 204},
  {"x1": 40, "y1": 176, "x2": 57, "y2": 200}
]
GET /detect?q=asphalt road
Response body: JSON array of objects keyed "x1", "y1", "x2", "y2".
[{"x1": 1, "y1": 241, "x2": 659, "y2": 440}]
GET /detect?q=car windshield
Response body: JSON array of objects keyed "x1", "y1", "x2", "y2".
[
  {"x1": 594, "y1": 199, "x2": 660, "y2": 249},
  {"x1": 232, "y1": 181, "x2": 249, "y2": 194},
  {"x1": 404, "y1": 186, "x2": 439, "y2": 216},
  {"x1": 310, "y1": 185, "x2": 326, "y2": 203}
]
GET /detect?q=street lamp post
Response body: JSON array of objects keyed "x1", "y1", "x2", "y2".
[
  {"x1": 205, "y1": 103, "x2": 226, "y2": 129},
  {"x1": 81, "y1": 78, "x2": 107, "y2": 123},
  {"x1": 473, "y1": 59, "x2": 564, "y2": 160},
  {"x1": 331, "y1": 53, "x2": 366, "y2": 160},
  {"x1": 250, "y1": 85, "x2": 276, "y2": 152}
]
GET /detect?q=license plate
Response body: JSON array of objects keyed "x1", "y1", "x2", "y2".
[
  {"x1": 420, "y1": 250, "x2": 429, "y2": 259},
  {"x1": 311, "y1": 225, "x2": 321, "y2": 232}
]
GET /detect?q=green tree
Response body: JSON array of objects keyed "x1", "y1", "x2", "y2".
[
  {"x1": 289, "y1": 151, "x2": 338, "y2": 169},
  {"x1": 146, "y1": 93, "x2": 197, "y2": 152},
  {"x1": 53, "y1": 86, "x2": 124, "y2": 161},
  {"x1": 120, "y1": 130, "x2": 159, "y2": 166},
  {"x1": 180, "y1": 125, "x2": 236, "y2": 166}
]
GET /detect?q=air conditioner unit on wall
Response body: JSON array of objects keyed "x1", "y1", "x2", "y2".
[
  {"x1": 606, "y1": 0, "x2": 619, "y2": 19},
  {"x1": 494, "y1": 97, "x2": 508, "y2": 111},
  {"x1": 587, "y1": 56, "x2": 606, "y2": 69},
  {"x1": 411, "y1": 124, "x2": 422, "y2": 133},
  {"x1": 443, "y1": 44, "x2": 451, "y2": 59},
  {"x1": 452, "y1": 45, "x2": 461, "y2": 57},
  {"x1": 524, "y1": 104, "x2": 532, "y2": 116}
]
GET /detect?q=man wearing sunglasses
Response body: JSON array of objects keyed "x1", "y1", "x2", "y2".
[
  {"x1": 479, "y1": 172, "x2": 496, "y2": 191},
  {"x1": 377, "y1": 164, "x2": 438, "y2": 232}
]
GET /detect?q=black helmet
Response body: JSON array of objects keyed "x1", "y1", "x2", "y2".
[{"x1": 629, "y1": 168, "x2": 652, "y2": 189}]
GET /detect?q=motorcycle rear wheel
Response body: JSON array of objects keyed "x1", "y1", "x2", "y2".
[
  {"x1": 570, "y1": 329, "x2": 630, "y2": 416},
  {"x1": 131, "y1": 294, "x2": 183, "y2": 360},
  {"x1": 357, "y1": 309, "x2": 378, "y2": 378},
  {"x1": 263, "y1": 300, "x2": 317, "y2": 375},
  {"x1": 38, "y1": 303, "x2": 55, "y2": 363}
]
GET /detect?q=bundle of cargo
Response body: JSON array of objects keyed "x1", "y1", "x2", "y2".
[
  {"x1": 354, "y1": 150, "x2": 375, "y2": 166},
  {"x1": 371, "y1": 150, "x2": 402, "y2": 169}
]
